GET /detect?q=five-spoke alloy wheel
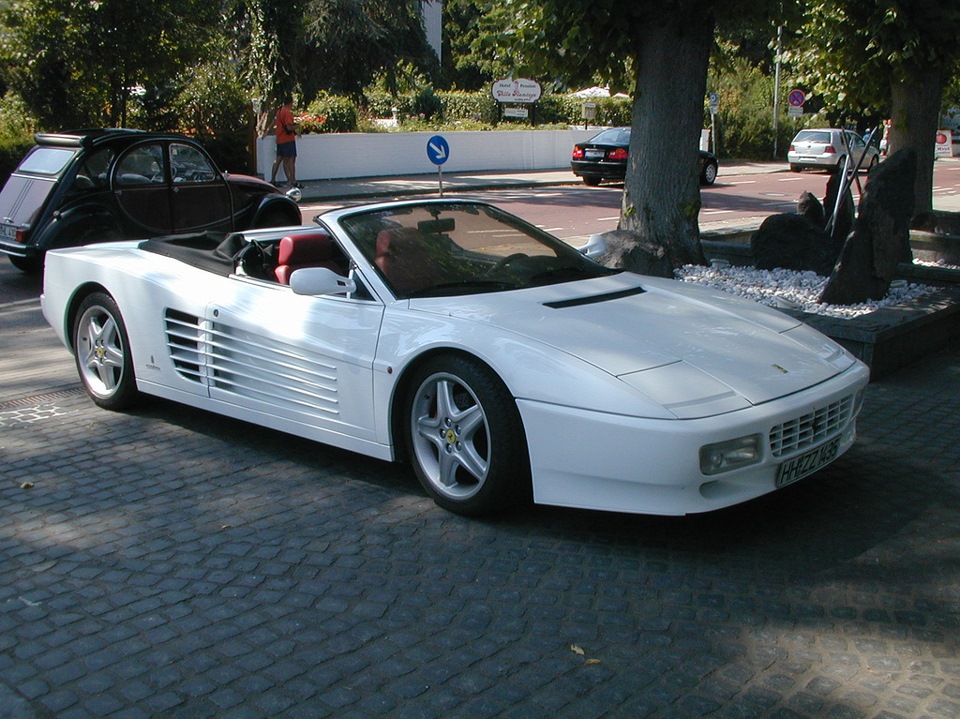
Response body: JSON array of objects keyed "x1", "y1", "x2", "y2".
[
  {"x1": 73, "y1": 292, "x2": 140, "y2": 410},
  {"x1": 404, "y1": 355, "x2": 529, "y2": 515}
]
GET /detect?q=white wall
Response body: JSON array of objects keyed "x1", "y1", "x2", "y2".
[{"x1": 256, "y1": 129, "x2": 598, "y2": 181}]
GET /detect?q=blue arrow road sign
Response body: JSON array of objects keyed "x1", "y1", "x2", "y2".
[{"x1": 427, "y1": 135, "x2": 449, "y2": 166}]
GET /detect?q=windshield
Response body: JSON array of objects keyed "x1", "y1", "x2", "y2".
[
  {"x1": 18, "y1": 147, "x2": 78, "y2": 175},
  {"x1": 338, "y1": 202, "x2": 618, "y2": 298}
]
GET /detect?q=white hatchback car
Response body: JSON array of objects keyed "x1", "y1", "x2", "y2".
[{"x1": 787, "y1": 128, "x2": 880, "y2": 173}]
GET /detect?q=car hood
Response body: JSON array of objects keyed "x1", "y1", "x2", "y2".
[{"x1": 411, "y1": 274, "x2": 855, "y2": 409}]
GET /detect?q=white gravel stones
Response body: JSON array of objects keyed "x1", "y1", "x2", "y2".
[{"x1": 674, "y1": 263, "x2": 934, "y2": 319}]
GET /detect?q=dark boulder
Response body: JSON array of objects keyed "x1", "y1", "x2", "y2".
[
  {"x1": 823, "y1": 171, "x2": 855, "y2": 245},
  {"x1": 751, "y1": 213, "x2": 837, "y2": 276},
  {"x1": 797, "y1": 191, "x2": 824, "y2": 226},
  {"x1": 820, "y1": 149, "x2": 916, "y2": 305}
]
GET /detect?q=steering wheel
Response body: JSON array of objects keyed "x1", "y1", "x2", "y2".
[{"x1": 486, "y1": 253, "x2": 529, "y2": 275}]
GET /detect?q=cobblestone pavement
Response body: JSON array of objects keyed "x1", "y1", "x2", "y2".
[{"x1": 1, "y1": 334, "x2": 959, "y2": 719}]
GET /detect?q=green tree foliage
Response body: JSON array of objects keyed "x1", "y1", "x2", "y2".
[
  {"x1": 441, "y1": 0, "x2": 522, "y2": 90},
  {"x1": 0, "y1": 0, "x2": 219, "y2": 129},
  {"x1": 301, "y1": 0, "x2": 439, "y2": 99},
  {"x1": 788, "y1": 0, "x2": 960, "y2": 215},
  {"x1": 236, "y1": 0, "x2": 439, "y2": 132}
]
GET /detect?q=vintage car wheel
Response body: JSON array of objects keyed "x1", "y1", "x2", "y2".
[
  {"x1": 8, "y1": 254, "x2": 42, "y2": 274},
  {"x1": 73, "y1": 292, "x2": 140, "y2": 411},
  {"x1": 256, "y1": 208, "x2": 299, "y2": 229},
  {"x1": 404, "y1": 355, "x2": 529, "y2": 516}
]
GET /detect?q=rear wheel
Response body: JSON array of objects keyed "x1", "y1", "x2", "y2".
[
  {"x1": 73, "y1": 292, "x2": 140, "y2": 411},
  {"x1": 582, "y1": 176, "x2": 602, "y2": 187},
  {"x1": 256, "y1": 208, "x2": 299, "y2": 229},
  {"x1": 8, "y1": 254, "x2": 42, "y2": 273},
  {"x1": 403, "y1": 355, "x2": 529, "y2": 516},
  {"x1": 700, "y1": 161, "x2": 718, "y2": 185},
  {"x1": 867, "y1": 155, "x2": 880, "y2": 173}
]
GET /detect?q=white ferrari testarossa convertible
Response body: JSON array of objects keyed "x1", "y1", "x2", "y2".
[{"x1": 42, "y1": 199, "x2": 869, "y2": 516}]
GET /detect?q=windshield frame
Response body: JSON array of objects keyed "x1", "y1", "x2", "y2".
[{"x1": 334, "y1": 201, "x2": 619, "y2": 299}]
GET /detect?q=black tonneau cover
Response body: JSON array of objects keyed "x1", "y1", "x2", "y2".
[{"x1": 139, "y1": 232, "x2": 246, "y2": 276}]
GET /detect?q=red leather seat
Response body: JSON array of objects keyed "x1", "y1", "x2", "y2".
[
  {"x1": 374, "y1": 227, "x2": 440, "y2": 294},
  {"x1": 274, "y1": 231, "x2": 340, "y2": 284}
]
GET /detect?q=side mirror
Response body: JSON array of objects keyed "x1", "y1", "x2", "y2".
[
  {"x1": 289, "y1": 267, "x2": 357, "y2": 296},
  {"x1": 578, "y1": 233, "x2": 606, "y2": 259},
  {"x1": 285, "y1": 186, "x2": 302, "y2": 203}
]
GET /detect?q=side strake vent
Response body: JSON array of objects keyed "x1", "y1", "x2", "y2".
[
  {"x1": 163, "y1": 309, "x2": 340, "y2": 415},
  {"x1": 164, "y1": 310, "x2": 204, "y2": 383}
]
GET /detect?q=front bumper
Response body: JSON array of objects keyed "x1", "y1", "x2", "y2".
[{"x1": 518, "y1": 362, "x2": 870, "y2": 516}]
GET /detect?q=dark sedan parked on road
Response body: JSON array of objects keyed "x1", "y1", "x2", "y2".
[
  {"x1": 0, "y1": 129, "x2": 302, "y2": 272},
  {"x1": 571, "y1": 127, "x2": 719, "y2": 187}
]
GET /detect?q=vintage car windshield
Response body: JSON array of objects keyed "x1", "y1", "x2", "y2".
[
  {"x1": 18, "y1": 147, "x2": 78, "y2": 175},
  {"x1": 337, "y1": 202, "x2": 618, "y2": 298}
]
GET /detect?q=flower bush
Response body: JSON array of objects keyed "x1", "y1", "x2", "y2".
[{"x1": 295, "y1": 114, "x2": 328, "y2": 134}]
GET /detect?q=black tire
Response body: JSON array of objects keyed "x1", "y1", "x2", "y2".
[
  {"x1": 831, "y1": 156, "x2": 846, "y2": 173},
  {"x1": 700, "y1": 161, "x2": 718, "y2": 185},
  {"x1": 582, "y1": 176, "x2": 602, "y2": 187},
  {"x1": 72, "y1": 292, "x2": 140, "y2": 411},
  {"x1": 403, "y1": 355, "x2": 530, "y2": 516},
  {"x1": 867, "y1": 155, "x2": 880, "y2": 173},
  {"x1": 8, "y1": 254, "x2": 42, "y2": 273},
  {"x1": 789, "y1": 164, "x2": 802, "y2": 173}
]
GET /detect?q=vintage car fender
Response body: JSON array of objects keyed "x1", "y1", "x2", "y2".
[{"x1": 251, "y1": 193, "x2": 302, "y2": 226}]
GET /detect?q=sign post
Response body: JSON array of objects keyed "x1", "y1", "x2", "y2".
[
  {"x1": 426, "y1": 135, "x2": 450, "y2": 196},
  {"x1": 708, "y1": 92, "x2": 719, "y2": 156}
]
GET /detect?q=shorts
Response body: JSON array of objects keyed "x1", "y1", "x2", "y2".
[{"x1": 277, "y1": 141, "x2": 297, "y2": 158}]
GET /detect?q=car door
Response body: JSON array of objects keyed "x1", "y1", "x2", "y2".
[
  {"x1": 203, "y1": 279, "x2": 386, "y2": 452},
  {"x1": 167, "y1": 142, "x2": 233, "y2": 232},
  {"x1": 112, "y1": 142, "x2": 173, "y2": 233}
]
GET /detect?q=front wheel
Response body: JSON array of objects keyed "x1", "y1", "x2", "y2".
[
  {"x1": 73, "y1": 292, "x2": 140, "y2": 411},
  {"x1": 403, "y1": 355, "x2": 530, "y2": 516}
]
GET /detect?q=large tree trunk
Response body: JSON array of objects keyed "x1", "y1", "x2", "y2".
[
  {"x1": 618, "y1": 11, "x2": 713, "y2": 270},
  {"x1": 888, "y1": 62, "x2": 943, "y2": 217}
]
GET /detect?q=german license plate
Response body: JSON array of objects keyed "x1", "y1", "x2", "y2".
[
  {"x1": 585, "y1": 149, "x2": 604, "y2": 159},
  {"x1": 776, "y1": 437, "x2": 840, "y2": 488},
  {"x1": 1, "y1": 224, "x2": 16, "y2": 240}
]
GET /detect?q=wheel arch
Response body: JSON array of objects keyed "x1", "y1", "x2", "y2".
[
  {"x1": 63, "y1": 281, "x2": 112, "y2": 352},
  {"x1": 252, "y1": 195, "x2": 301, "y2": 227}
]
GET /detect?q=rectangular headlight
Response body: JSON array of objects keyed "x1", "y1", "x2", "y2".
[{"x1": 700, "y1": 434, "x2": 762, "y2": 475}]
